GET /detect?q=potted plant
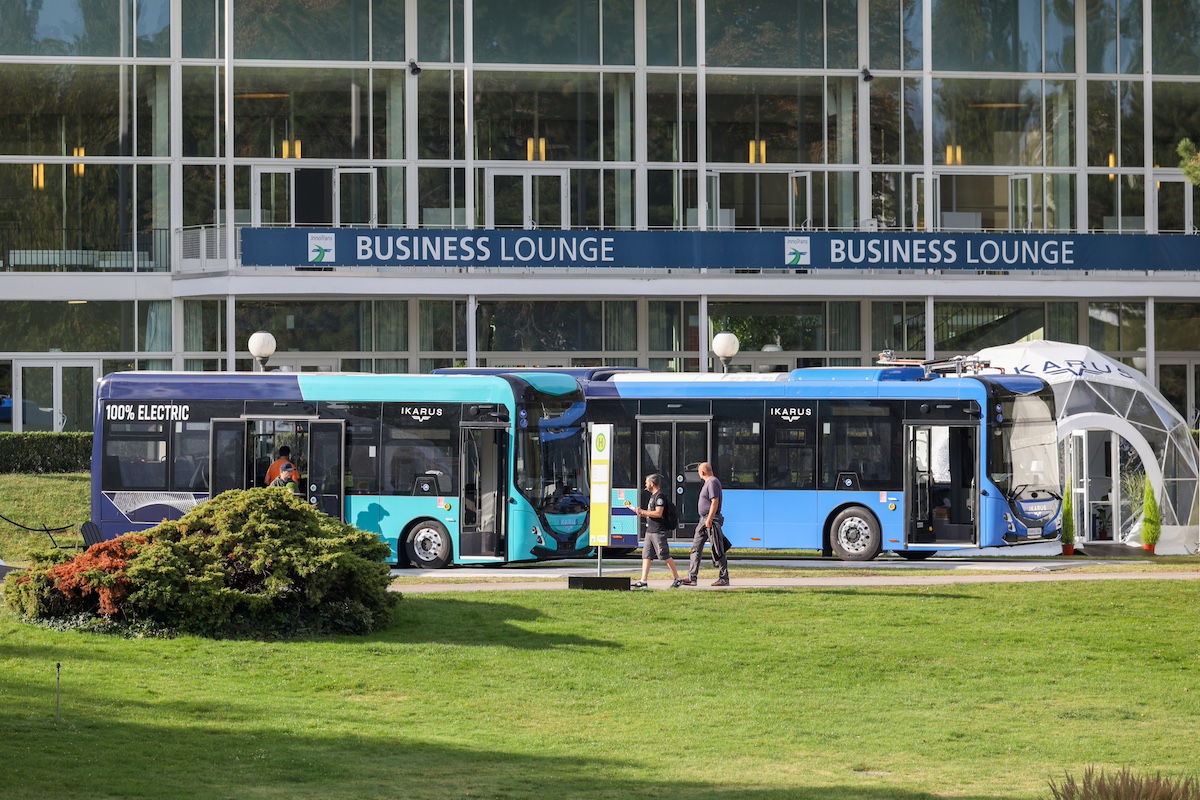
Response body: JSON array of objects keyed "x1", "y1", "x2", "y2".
[
  {"x1": 1060, "y1": 484, "x2": 1076, "y2": 555},
  {"x1": 1142, "y1": 478, "x2": 1161, "y2": 554}
]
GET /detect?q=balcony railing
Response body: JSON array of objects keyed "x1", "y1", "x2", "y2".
[{"x1": 0, "y1": 228, "x2": 170, "y2": 272}]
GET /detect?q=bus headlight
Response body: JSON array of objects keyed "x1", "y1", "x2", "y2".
[{"x1": 533, "y1": 526, "x2": 545, "y2": 546}]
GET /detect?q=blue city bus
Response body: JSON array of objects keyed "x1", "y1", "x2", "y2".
[
  {"x1": 582, "y1": 366, "x2": 1062, "y2": 560},
  {"x1": 91, "y1": 371, "x2": 591, "y2": 568}
]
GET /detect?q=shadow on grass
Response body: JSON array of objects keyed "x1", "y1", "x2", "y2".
[
  {"x1": 807, "y1": 587, "x2": 983, "y2": 600},
  {"x1": 0, "y1": 699, "x2": 1032, "y2": 800},
  {"x1": 383, "y1": 595, "x2": 621, "y2": 650}
]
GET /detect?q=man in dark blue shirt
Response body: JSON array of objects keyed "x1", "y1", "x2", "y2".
[{"x1": 682, "y1": 461, "x2": 730, "y2": 586}]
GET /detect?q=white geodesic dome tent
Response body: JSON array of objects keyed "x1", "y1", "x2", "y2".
[{"x1": 974, "y1": 340, "x2": 1199, "y2": 555}]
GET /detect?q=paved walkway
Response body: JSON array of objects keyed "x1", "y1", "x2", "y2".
[{"x1": 393, "y1": 561, "x2": 1200, "y2": 593}]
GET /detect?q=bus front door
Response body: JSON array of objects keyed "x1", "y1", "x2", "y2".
[
  {"x1": 638, "y1": 419, "x2": 710, "y2": 539},
  {"x1": 305, "y1": 420, "x2": 345, "y2": 519},
  {"x1": 906, "y1": 424, "x2": 977, "y2": 547},
  {"x1": 210, "y1": 420, "x2": 250, "y2": 497},
  {"x1": 461, "y1": 425, "x2": 508, "y2": 559}
]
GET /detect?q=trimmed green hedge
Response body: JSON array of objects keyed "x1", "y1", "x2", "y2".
[{"x1": 0, "y1": 433, "x2": 92, "y2": 474}]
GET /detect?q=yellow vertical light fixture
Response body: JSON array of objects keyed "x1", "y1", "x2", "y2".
[
  {"x1": 293, "y1": 139, "x2": 301, "y2": 159},
  {"x1": 281, "y1": 139, "x2": 302, "y2": 159},
  {"x1": 539, "y1": 137, "x2": 545, "y2": 161},
  {"x1": 1108, "y1": 152, "x2": 1116, "y2": 181},
  {"x1": 526, "y1": 137, "x2": 546, "y2": 161},
  {"x1": 748, "y1": 140, "x2": 766, "y2": 164},
  {"x1": 32, "y1": 163, "x2": 45, "y2": 190},
  {"x1": 527, "y1": 137, "x2": 534, "y2": 161},
  {"x1": 945, "y1": 145, "x2": 963, "y2": 166},
  {"x1": 72, "y1": 146, "x2": 85, "y2": 177}
]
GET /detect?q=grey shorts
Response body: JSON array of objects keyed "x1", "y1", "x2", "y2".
[{"x1": 642, "y1": 531, "x2": 673, "y2": 561}]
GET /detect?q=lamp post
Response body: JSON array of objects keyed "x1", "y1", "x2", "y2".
[
  {"x1": 712, "y1": 332, "x2": 740, "y2": 373},
  {"x1": 247, "y1": 330, "x2": 277, "y2": 372}
]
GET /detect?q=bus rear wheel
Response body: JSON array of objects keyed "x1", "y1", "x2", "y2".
[
  {"x1": 830, "y1": 507, "x2": 881, "y2": 562},
  {"x1": 406, "y1": 520, "x2": 452, "y2": 569}
]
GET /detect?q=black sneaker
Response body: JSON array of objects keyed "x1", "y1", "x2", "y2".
[
  {"x1": 670, "y1": 578, "x2": 683, "y2": 588},
  {"x1": 631, "y1": 580, "x2": 648, "y2": 588}
]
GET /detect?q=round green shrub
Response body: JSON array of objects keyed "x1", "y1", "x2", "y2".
[{"x1": 4, "y1": 488, "x2": 398, "y2": 638}]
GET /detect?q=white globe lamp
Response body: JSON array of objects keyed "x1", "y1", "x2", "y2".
[
  {"x1": 247, "y1": 330, "x2": 277, "y2": 372},
  {"x1": 712, "y1": 332, "x2": 740, "y2": 373}
]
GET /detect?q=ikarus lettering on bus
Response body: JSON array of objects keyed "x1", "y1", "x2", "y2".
[
  {"x1": 401, "y1": 406, "x2": 443, "y2": 423},
  {"x1": 105, "y1": 403, "x2": 190, "y2": 422},
  {"x1": 768, "y1": 406, "x2": 813, "y2": 423}
]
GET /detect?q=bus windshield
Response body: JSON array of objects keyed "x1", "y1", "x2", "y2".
[
  {"x1": 513, "y1": 393, "x2": 589, "y2": 515},
  {"x1": 988, "y1": 391, "x2": 1060, "y2": 501}
]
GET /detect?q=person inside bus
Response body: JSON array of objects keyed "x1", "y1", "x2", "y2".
[
  {"x1": 264, "y1": 445, "x2": 292, "y2": 486},
  {"x1": 270, "y1": 462, "x2": 300, "y2": 492},
  {"x1": 627, "y1": 474, "x2": 683, "y2": 589}
]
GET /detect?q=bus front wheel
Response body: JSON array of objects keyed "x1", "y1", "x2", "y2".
[
  {"x1": 830, "y1": 507, "x2": 881, "y2": 562},
  {"x1": 406, "y1": 521, "x2": 452, "y2": 569}
]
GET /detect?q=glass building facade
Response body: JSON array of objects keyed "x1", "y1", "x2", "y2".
[{"x1": 3, "y1": 0, "x2": 1200, "y2": 442}]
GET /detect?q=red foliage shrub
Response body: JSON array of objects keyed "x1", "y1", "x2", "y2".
[{"x1": 43, "y1": 535, "x2": 148, "y2": 616}]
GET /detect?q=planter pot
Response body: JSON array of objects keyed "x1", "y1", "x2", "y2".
[
  {"x1": 1142, "y1": 542, "x2": 1156, "y2": 554},
  {"x1": 1061, "y1": 543, "x2": 1075, "y2": 556}
]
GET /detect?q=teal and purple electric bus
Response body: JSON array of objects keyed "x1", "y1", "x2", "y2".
[{"x1": 91, "y1": 371, "x2": 591, "y2": 568}]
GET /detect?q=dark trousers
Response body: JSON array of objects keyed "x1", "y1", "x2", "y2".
[{"x1": 688, "y1": 519, "x2": 729, "y2": 582}]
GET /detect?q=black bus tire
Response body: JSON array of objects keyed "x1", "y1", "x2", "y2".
[
  {"x1": 897, "y1": 550, "x2": 936, "y2": 561},
  {"x1": 406, "y1": 520, "x2": 453, "y2": 569},
  {"x1": 829, "y1": 507, "x2": 882, "y2": 562}
]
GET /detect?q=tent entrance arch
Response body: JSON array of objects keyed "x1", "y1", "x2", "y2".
[{"x1": 1067, "y1": 427, "x2": 1146, "y2": 544}]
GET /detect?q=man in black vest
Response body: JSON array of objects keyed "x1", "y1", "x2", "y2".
[{"x1": 627, "y1": 474, "x2": 683, "y2": 589}]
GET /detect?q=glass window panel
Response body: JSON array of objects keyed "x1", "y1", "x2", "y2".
[
  {"x1": 1121, "y1": 174, "x2": 1145, "y2": 232},
  {"x1": 604, "y1": 73, "x2": 636, "y2": 162},
  {"x1": 376, "y1": 300, "x2": 408, "y2": 351},
  {"x1": 709, "y1": 302, "x2": 825, "y2": 351},
  {"x1": 932, "y1": 302, "x2": 1046, "y2": 352},
  {"x1": 234, "y1": 0, "x2": 368, "y2": 60},
  {"x1": 0, "y1": 301, "x2": 133, "y2": 351},
  {"x1": 1152, "y1": 0, "x2": 1200, "y2": 75},
  {"x1": 706, "y1": 0, "x2": 823, "y2": 69},
  {"x1": 234, "y1": 68, "x2": 370, "y2": 160},
  {"x1": 827, "y1": 77, "x2": 857, "y2": 165},
  {"x1": 1120, "y1": 81, "x2": 1143, "y2": 169},
  {"x1": 870, "y1": 171, "x2": 906, "y2": 229},
  {"x1": 137, "y1": 66, "x2": 171, "y2": 158},
  {"x1": 931, "y1": 0, "x2": 1042, "y2": 72},
  {"x1": 646, "y1": 0, "x2": 681, "y2": 66},
  {"x1": 903, "y1": 0, "x2": 923, "y2": 69},
  {"x1": 649, "y1": 301, "x2": 684, "y2": 351},
  {"x1": 605, "y1": 301, "x2": 637, "y2": 351},
  {"x1": 603, "y1": 0, "x2": 634, "y2": 64},
  {"x1": 1120, "y1": 0, "x2": 1142, "y2": 73},
  {"x1": 904, "y1": 79, "x2": 924, "y2": 165},
  {"x1": 933, "y1": 78, "x2": 1042, "y2": 168},
  {"x1": 0, "y1": 0, "x2": 121, "y2": 56},
  {"x1": 870, "y1": 0, "x2": 901, "y2": 71},
  {"x1": 1087, "y1": 0, "x2": 1118, "y2": 73},
  {"x1": 417, "y1": 70, "x2": 465, "y2": 160},
  {"x1": 1047, "y1": 302, "x2": 1078, "y2": 342},
  {"x1": 474, "y1": 0, "x2": 599, "y2": 64},
  {"x1": 647, "y1": 169, "x2": 698, "y2": 229},
  {"x1": 476, "y1": 301, "x2": 603, "y2": 352},
  {"x1": 418, "y1": 0, "x2": 464, "y2": 62},
  {"x1": 826, "y1": 0, "x2": 858, "y2": 70},
  {"x1": 373, "y1": 0, "x2": 405, "y2": 62},
  {"x1": 181, "y1": 0, "x2": 218, "y2": 58},
  {"x1": 1088, "y1": 302, "x2": 1145, "y2": 350},
  {"x1": 815, "y1": 170, "x2": 859, "y2": 230},
  {"x1": 139, "y1": 300, "x2": 172, "y2": 352},
  {"x1": 1044, "y1": 173, "x2": 1075, "y2": 232},
  {"x1": 372, "y1": 70, "x2": 405, "y2": 160},
  {"x1": 1045, "y1": 80, "x2": 1074, "y2": 168},
  {"x1": 137, "y1": 0, "x2": 171, "y2": 57},
  {"x1": 1152, "y1": 82, "x2": 1199, "y2": 171},
  {"x1": 1044, "y1": 1, "x2": 1074, "y2": 73},
  {"x1": 828, "y1": 301, "x2": 860, "y2": 351},
  {"x1": 0, "y1": 65, "x2": 135, "y2": 157},
  {"x1": 707, "y1": 75, "x2": 824, "y2": 165},
  {"x1": 1155, "y1": 304, "x2": 1200, "y2": 352},
  {"x1": 418, "y1": 167, "x2": 466, "y2": 228},
  {"x1": 237, "y1": 301, "x2": 373, "y2": 352},
  {"x1": 646, "y1": 74, "x2": 698, "y2": 162},
  {"x1": 1087, "y1": 81, "x2": 1117, "y2": 168},
  {"x1": 419, "y1": 299, "x2": 466, "y2": 352},
  {"x1": 182, "y1": 67, "x2": 220, "y2": 159},
  {"x1": 870, "y1": 79, "x2": 902, "y2": 165},
  {"x1": 184, "y1": 299, "x2": 224, "y2": 352},
  {"x1": 1088, "y1": 173, "x2": 1117, "y2": 232},
  {"x1": 474, "y1": 72, "x2": 599, "y2": 161},
  {"x1": 601, "y1": 168, "x2": 635, "y2": 229}
]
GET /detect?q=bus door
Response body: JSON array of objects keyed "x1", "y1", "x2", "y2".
[
  {"x1": 637, "y1": 418, "x2": 710, "y2": 539},
  {"x1": 460, "y1": 424, "x2": 508, "y2": 559},
  {"x1": 210, "y1": 419, "x2": 251, "y2": 497},
  {"x1": 306, "y1": 420, "x2": 345, "y2": 518},
  {"x1": 905, "y1": 423, "x2": 977, "y2": 546}
]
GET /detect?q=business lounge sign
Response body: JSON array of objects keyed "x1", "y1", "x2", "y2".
[{"x1": 239, "y1": 229, "x2": 1200, "y2": 272}]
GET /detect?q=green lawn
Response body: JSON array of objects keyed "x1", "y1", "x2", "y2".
[
  {"x1": 3, "y1": 580, "x2": 1198, "y2": 799},
  {"x1": 0, "y1": 473, "x2": 90, "y2": 563}
]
